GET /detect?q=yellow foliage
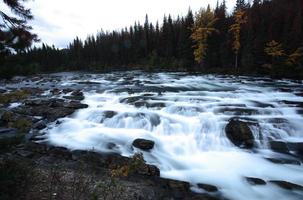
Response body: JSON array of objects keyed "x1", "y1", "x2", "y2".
[
  {"x1": 110, "y1": 153, "x2": 146, "y2": 178},
  {"x1": 264, "y1": 40, "x2": 285, "y2": 57},
  {"x1": 286, "y1": 47, "x2": 303, "y2": 65},
  {"x1": 229, "y1": 10, "x2": 247, "y2": 54},
  {"x1": 191, "y1": 7, "x2": 218, "y2": 64}
]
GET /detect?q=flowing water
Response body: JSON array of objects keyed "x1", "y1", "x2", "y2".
[{"x1": 40, "y1": 71, "x2": 303, "y2": 200}]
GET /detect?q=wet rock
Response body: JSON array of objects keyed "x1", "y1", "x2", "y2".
[
  {"x1": 33, "y1": 120, "x2": 48, "y2": 130},
  {"x1": 102, "y1": 111, "x2": 117, "y2": 119},
  {"x1": 24, "y1": 99, "x2": 50, "y2": 106},
  {"x1": 269, "y1": 180, "x2": 303, "y2": 190},
  {"x1": 265, "y1": 157, "x2": 301, "y2": 165},
  {"x1": 216, "y1": 107, "x2": 259, "y2": 115},
  {"x1": 107, "y1": 142, "x2": 117, "y2": 149},
  {"x1": 0, "y1": 127, "x2": 18, "y2": 135},
  {"x1": 64, "y1": 95, "x2": 84, "y2": 101},
  {"x1": 0, "y1": 89, "x2": 7, "y2": 93},
  {"x1": 64, "y1": 90, "x2": 84, "y2": 101},
  {"x1": 62, "y1": 88, "x2": 73, "y2": 94},
  {"x1": 132, "y1": 138, "x2": 155, "y2": 151},
  {"x1": 287, "y1": 142, "x2": 303, "y2": 157},
  {"x1": 245, "y1": 177, "x2": 266, "y2": 185},
  {"x1": 50, "y1": 88, "x2": 61, "y2": 95},
  {"x1": 225, "y1": 118, "x2": 254, "y2": 149},
  {"x1": 197, "y1": 183, "x2": 218, "y2": 192},
  {"x1": 63, "y1": 101, "x2": 88, "y2": 109},
  {"x1": 269, "y1": 141, "x2": 289, "y2": 154},
  {"x1": 134, "y1": 101, "x2": 166, "y2": 108}
]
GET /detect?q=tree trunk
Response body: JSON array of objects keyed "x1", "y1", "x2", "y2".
[{"x1": 235, "y1": 53, "x2": 238, "y2": 70}]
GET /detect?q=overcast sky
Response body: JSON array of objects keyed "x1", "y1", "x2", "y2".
[{"x1": 24, "y1": 0, "x2": 237, "y2": 48}]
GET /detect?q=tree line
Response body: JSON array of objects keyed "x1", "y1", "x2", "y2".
[{"x1": 1, "y1": 0, "x2": 303, "y2": 78}]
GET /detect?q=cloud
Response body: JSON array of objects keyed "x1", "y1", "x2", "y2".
[{"x1": 25, "y1": 0, "x2": 236, "y2": 48}]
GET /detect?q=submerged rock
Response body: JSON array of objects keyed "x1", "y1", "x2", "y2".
[
  {"x1": 245, "y1": 177, "x2": 266, "y2": 185},
  {"x1": 269, "y1": 180, "x2": 303, "y2": 190},
  {"x1": 132, "y1": 138, "x2": 155, "y2": 151},
  {"x1": 225, "y1": 118, "x2": 255, "y2": 149},
  {"x1": 197, "y1": 183, "x2": 218, "y2": 192},
  {"x1": 102, "y1": 111, "x2": 117, "y2": 119},
  {"x1": 265, "y1": 157, "x2": 301, "y2": 165}
]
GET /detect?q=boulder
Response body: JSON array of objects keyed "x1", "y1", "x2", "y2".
[
  {"x1": 132, "y1": 138, "x2": 155, "y2": 151},
  {"x1": 269, "y1": 141, "x2": 289, "y2": 154},
  {"x1": 287, "y1": 142, "x2": 303, "y2": 157},
  {"x1": 225, "y1": 118, "x2": 255, "y2": 149}
]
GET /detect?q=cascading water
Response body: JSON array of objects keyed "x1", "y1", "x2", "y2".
[{"x1": 44, "y1": 71, "x2": 303, "y2": 200}]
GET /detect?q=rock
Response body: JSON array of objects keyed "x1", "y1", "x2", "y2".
[
  {"x1": 48, "y1": 146, "x2": 72, "y2": 159},
  {"x1": 245, "y1": 177, "x2": 266, "y2": 185},
  {"x1": 265, "y1": 157, "x2": 301, "y2": 165},
  {"x1": 50, "y1": 88, "x2": 61, "y2": 95},
  {"x1": 15, "y1": 150, "x2": 34, "y2": 158},
  {"x1": 197, "y1": 183, "x2": 218, "y2": 192},
  {"x1": 0, "y1": 89, "x2": 7, "y2": 93},
  {"x1": 107, "y1": 142, "x2": 117, "y2": 149},
  {"x1": 0, "y1": 127, "x2": 18, "y2": 135},
  {"x1": 62, "y1": 88, "x2": 73, "y2": 94},
  {"x1": 269, "y1": 180, "x2": 303, "y2": 190},
  {"x1": 64, "y1": 95, "x2": 84, "y2": 101},
  {"x1": 132, "y1": 138, "x2": 155, "y2": 151},
  {"x1": 225, "y1": 118, "x2": 255, "y2": 149},
  {"x1": 287, "y1": 142, "x2": 303, "y2": 157},
  {"x1": 71, "y1": 90, "x2": 83, "y2": 97},
  {"x1": 63, "y1": 101, "x2": 88, "y2": 109},
  {"x1": 269, "y1": 141, "x2": 289, "y2": 154},
  {"x1": 102, "y1": 111, "x2": 117, "y2": 119},
  {"x1": 136, "y1": 164, "x2": 160, "y2": 176},
  {"x1": 24, "y1": 142, "x2": 49, "y2": 154},
  {"x1": 148, "y1": 165, "x2": 160, "y2": 176},
  {"x1": 165, "y1": 179, "x2": 191, "y2": 199},
  {"x1": 33, "y1": 120, "x2": 48, "y2": 130}
]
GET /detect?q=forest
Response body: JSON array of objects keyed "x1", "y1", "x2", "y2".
[{"x1": 1, "y1": 0, "x2": 303, "y2": 78}]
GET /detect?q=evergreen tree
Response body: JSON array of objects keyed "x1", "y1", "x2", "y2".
[{"x1": 0, "y1": 0, "x2": 38, "y2": 56}]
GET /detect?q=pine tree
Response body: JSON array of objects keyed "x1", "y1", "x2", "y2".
[{"x1": 0, "y1": 0, "x2": 38, "y2": 56}]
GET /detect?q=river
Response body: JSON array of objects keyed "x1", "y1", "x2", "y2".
[{"x1": 36, "y1": 71, "x2": 303, "y2": 200}]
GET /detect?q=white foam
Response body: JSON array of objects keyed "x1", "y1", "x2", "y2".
[{"x1": 46, "y1": 72, "x2": 303, "y2": 200}]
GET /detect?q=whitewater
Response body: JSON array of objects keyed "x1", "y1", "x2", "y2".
[{"x1": 43, "y1": 71, "x2": 303, "y2": 200}]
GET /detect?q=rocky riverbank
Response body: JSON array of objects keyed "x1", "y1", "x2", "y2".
[
  {"x1": 0, "y1": 79, "x2": 223, "y2": 200},
  {"x1": 1, "y1": 72, "x2": 303, "y2": 200}
]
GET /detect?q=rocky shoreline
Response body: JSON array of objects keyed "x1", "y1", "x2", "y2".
[
  {"x1": 0, "y1": 82, "x2": 224, "y2": 200},
  {"x1": 1, "y1": 74, "x2": 303, "y2": 200}
]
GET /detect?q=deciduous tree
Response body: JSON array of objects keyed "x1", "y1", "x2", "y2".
[
  {"x1": 229, "y1": 9, "x2": 247, "y2": 69},
  {"x1": 191, "y1": 6, "x2": 218, "y2": 66}
]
